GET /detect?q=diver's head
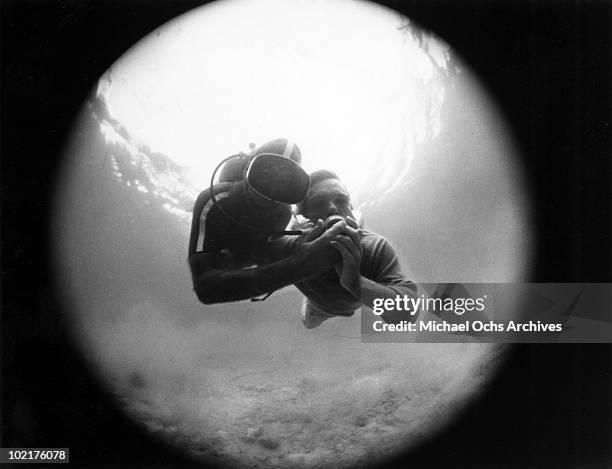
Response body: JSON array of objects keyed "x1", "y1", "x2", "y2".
[
  {"x1": 244, "y1": 138, "x2": 309, "y2": 208},
  {"x1": 297, "y1": 169, "x2": 355, "y2": 223}
]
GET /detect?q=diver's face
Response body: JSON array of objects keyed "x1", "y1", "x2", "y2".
[{"x1": 302, "y1": 179, "x2": 354, "y2": 222}]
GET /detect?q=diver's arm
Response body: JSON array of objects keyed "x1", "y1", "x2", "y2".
[
  {"x1": 329, "y1": 263, "x2": 416, "y2": 311},
  {"x1": 334, "y1": 261, "x2": 419, "y2": 322},
  {"x1": 330, "y1": 227, "x2": 417, "y2": 312},
  {"x1": 189, "y1": 221, "x2": 345, "y2": 305},
  {"x1": 189, "y1": 253, "x2": 308, "y2": 304},
  {"x1": 359, "y1": 277, "x2": 417, "y2": 311}
]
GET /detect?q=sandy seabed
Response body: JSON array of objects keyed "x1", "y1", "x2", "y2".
[{"x1": 97, "y1": 293, "x2": 504, "y2": 469}]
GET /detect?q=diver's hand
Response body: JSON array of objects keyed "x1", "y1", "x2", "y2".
[
  {"x1": 290, "y1": 219, "x2": 344, "y2": 276},
  {"x1": 330, "y1": 225, "x2": 362, "y2": 300},
  {"x1": 344, "y1": 216, "x2": 360, "y2": 230}
]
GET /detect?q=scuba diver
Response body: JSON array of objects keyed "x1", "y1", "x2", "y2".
[
  {"x1": 264, "y1": 169, "x2": 418, "y2": 328},
  {"x1": 187, "y1": 138, "x2": 347, "y2": 304}
]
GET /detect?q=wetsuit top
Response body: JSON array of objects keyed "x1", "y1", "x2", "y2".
[
  {"x1": 271, "y1": 230, "x2": 417, "y2": 315},
  {"x1": 188, "y1": 181, "x2": 293, "y2": 267}
]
